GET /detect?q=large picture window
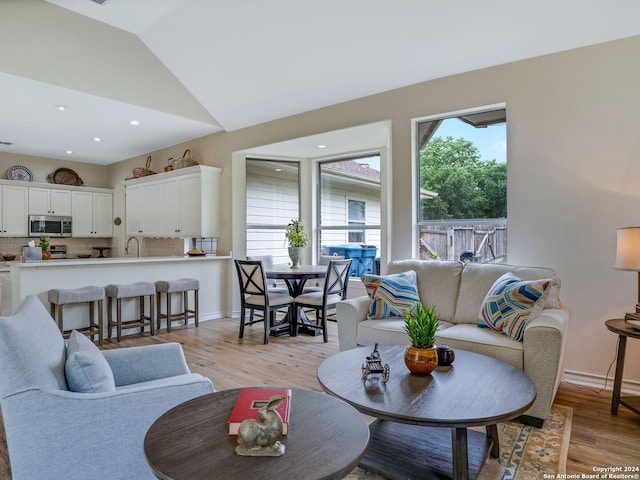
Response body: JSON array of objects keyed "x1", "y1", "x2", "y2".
[
  {"x1": 245, "y1": 158, "x2": 300, "y2": 264},
  {"x1": 415, "y1": 107, "x2": 507, "y2": 263},
  {"x1": 318, "y1": 156, "x2": 381, "y2": 274}
]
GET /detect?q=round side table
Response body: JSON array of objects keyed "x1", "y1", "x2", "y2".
[{"x1": 605, "y1": 319, "x2": 640, "y2": 416}]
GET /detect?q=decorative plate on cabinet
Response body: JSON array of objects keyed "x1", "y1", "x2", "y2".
[{"x1": 7, "y1": 165, "x2": 33, "y2": 182}]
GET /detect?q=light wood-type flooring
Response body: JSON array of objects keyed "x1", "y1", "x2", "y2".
[{"x1": 1, "y1": 318, "x2": 639, "y2": 478}]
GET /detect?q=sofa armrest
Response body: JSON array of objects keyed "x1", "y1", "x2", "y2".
[
  {"x1": 1, "y1": 377, "x2": 214, "y2": 480},
  {"x1": 102, "y1": 342, "x2": 191, "y2": 386},
  {"x1": 336, "y1": 296, "x2": 370, "y2": 351},
  {"x1": 522, "y1": 306, "x2": 571, "y2": 421}
]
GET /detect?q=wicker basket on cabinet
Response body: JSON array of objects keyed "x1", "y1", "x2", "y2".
[
  {"x1": 169, "y1": 149, "x2": 198, "y2": 170},
  {"x1": 131, "y1": 156, "x2": 156, "y2": 178}
]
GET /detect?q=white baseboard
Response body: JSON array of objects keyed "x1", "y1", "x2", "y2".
[
  {"x1": 562, "y1": 369, "x2": 640, "y2": 395},
  {"x1": 198, "y1": 311, "x2": 229, "y2": 322}
]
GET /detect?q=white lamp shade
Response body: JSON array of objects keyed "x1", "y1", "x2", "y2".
[{"x1": 615, "y1": 227, "x2": 640, "y2": 270}]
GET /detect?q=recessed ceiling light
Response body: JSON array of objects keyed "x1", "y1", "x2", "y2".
[
  {"x1": 93, "y1": 137, "x2": 102, "y2": 142},
  {"x1": 55, "y1": 105, "x2": 67, "y2": 111},
  {"x1": 275, "y1": 168, "x2": 282, "y2": 172},
  {"x1": 65, "y1": 150, "x2": 73, "y2": 155},
  {"x1": 316, "y1": 144, "x2": 327, "y2": 149},
  {"x1": 129, "y1": 120, "x2": 141, "y2": 126}
]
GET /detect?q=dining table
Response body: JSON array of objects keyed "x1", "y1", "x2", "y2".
[{"x1": 265, "y1": 264, "x2": 327, "y2": 336}]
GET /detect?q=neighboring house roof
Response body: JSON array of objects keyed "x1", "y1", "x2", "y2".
[
  {"x1": 323, "y1": 160, "x2": 438, "y2": 199},
  {"x1": 323, "y1": 160, "x2": 380, "y2": 182}
]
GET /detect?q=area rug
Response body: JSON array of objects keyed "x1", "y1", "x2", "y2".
[{"x1": 346, "y1": 404, "x2": 572, "y2": 480}]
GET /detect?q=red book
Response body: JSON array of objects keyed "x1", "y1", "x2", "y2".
[{"x1": 228, "y1": 388, "x2": 291, "y2": 436}]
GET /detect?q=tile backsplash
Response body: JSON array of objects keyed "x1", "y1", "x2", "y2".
[
  {"x1": 0, "y1": 236, "x2": 219, "y2": 259},
  {"x1": 0, "y1": 237, "x2": 113, "y2": 259}
]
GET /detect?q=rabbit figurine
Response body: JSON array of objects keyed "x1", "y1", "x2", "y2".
[{"x1": 235, "y1": 395, "x2": 286, "y2": 457}]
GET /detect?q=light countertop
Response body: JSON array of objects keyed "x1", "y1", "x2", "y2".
[{"x1": 8, "y1": 254, "x2": 232, "y2": 268}]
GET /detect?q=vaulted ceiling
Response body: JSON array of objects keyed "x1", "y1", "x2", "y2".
[{"x1": 1, "y1": 0, "x2": 639, "y2": 165}]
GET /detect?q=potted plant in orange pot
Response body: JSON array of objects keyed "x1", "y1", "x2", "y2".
[{"x1": 403, "y1": 302, "x2": 440, "y2": 375}]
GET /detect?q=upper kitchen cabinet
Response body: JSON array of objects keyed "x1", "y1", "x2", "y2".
[
  {"x1": 125, "y1": 182, "x2": 159, "y2": 236},
  {"x1": 71, "y1": 190, "x2": 113, "y2": 237},
  {"x1": 0, "y1": 184, "x2": 28, "y2": 236},
  {"x1": 28, "y1": 187, "x2": 72, "y2": 216},
  {"x1": 125, "y1": 165, "x2": 222, "y2": 238}
]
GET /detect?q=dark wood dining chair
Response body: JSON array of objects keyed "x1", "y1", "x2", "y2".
[
  {"x1": 234, "y1": 259, "x2": 294, "y2": 344},
  {"x1": 292, "y1": 259, "x2": 352, "y2": 342},
  {"x1": 246, "y1": 255, "x2": 289, "y2": 294}
]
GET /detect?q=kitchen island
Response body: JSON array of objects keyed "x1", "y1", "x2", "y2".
[{"x1": 5, "y1": 255, "x2": 232, "y2": 330}]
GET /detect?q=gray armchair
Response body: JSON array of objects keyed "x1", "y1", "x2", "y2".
[{"x1": 0, "y1": 295, "x2": 214, "y2": 480}]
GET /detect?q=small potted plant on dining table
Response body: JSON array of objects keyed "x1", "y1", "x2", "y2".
[
  {"x1": 284, "y1": 220, "x2": 309, "y2": 269},
  {"x1": 403, "y1": 302, "x2": 440, "y2": 375}
]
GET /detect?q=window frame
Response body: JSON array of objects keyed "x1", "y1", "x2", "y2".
[{"x1": 411, "y1": 103, "x2": 507, "y2": 260}]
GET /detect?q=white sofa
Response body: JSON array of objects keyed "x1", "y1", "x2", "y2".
[{"x1": 336, "y1": 259, "x2": 571, "y2": 427}]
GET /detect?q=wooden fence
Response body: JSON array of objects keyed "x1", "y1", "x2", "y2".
[{"x1": 419, "y1": 219, "x2": 507, "y2": 264}]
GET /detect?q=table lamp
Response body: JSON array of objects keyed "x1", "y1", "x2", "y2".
[{"x1": 614, "y1": 226, "x2": 640, "y2": 320}]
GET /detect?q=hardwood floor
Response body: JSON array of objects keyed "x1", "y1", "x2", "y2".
[{"x1": 2, "y1": 318, "x2": 639, "y2": 478}]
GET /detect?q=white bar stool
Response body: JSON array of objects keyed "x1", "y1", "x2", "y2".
[
  {"x1": 155, "y1": 278, "x2": 199, "y2": 332},
  {"x1": 48, "y1": 286, "x2": 105, "y2": 345},
  {"x1": 105, "y1": 282, "x2": 156, "y2": 342}
]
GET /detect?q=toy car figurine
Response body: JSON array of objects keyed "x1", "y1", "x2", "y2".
[{"x1": 361, "y1": 343, "x2": 390, "y2": 383}]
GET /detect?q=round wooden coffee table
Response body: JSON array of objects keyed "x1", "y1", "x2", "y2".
[
  {"x1": 144, "y1": 387, "x2": 369, "y2": 480},
  {"x1": 317, "y1": 345, "x2": 536, "y2": 480}
]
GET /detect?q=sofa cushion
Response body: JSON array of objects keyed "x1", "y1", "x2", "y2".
[
  {"x1": 0, "y1": 295, "x2": 68, "y2": 397},
  {"x1": 356, "y1": 318, "x2": 412, "y2": 346},
  {"x1": 455, "y1": 263, "x2": 561, "y2": 325},
  {"x1": 387, "y1": 260, "x2": 463, "y2": 323},
  {"x1": 478, "y1": 272, "x2": 552, "y2": 341},
  {"x1": 65, "y1": 330, "x2": 116, "y2": 393},
  {"x1": 435, "y1": 324, "x2": 524, "y2": 370},
  {"x1": 361, "y1": 270, "x2": 420, "y2": 320}
]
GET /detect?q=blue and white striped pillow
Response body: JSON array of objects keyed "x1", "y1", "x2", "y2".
[
  {"x1": 478, "y1": 272, "x2": 551, "y2": 341},
  {"x1": 361, "y1": 270, "x2": 421, "y2": 320}
]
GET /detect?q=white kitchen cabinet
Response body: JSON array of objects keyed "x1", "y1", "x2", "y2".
[
  {"x1": 125, "y1": 165, "x2": 221, "y2": 238},
  {"x1": 28, "y1": 187, "x2": 72, "y2": 216},
  {"x1": 125, "y1": 184, "x2": 143, "y2": 235},
  {"x1": 126, "y1": 182, "x2": 159, "y2": 236},
  {"x1": 71, "y1": 191, "x2": 113, "y2": 237},
  {"x1": 157, "y1": 177, "x2": 182, "y2": 236},
  {"x1": 1, "y1": 185, "x2": 28, "y2": 236}
]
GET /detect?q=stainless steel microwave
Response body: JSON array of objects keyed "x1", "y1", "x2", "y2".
[{"x1": 28, "y1": 215, "x2": 72, "y2": 237}]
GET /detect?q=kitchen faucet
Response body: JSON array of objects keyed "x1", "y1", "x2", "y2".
[{"x1": 126, "y1": 236, "x2": 141, "y2": 257}]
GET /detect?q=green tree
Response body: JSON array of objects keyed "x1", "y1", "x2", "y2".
[{"x1": 420, "y1": 136, "x2": 506, "y2": 220}]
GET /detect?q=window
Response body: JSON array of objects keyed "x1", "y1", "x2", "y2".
[
  {"x1": 347, "y1": 199, "x2": 366, "y2": 243},
  {"x1": 318, "y1": 156, "x2": 381, "y2": 274},
  {"x1": 415, "y1": 107, "x2": 507, "y2": 263},
  {"x1": 245, "y1": 158, "x2": 300, "y2": 264}
]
